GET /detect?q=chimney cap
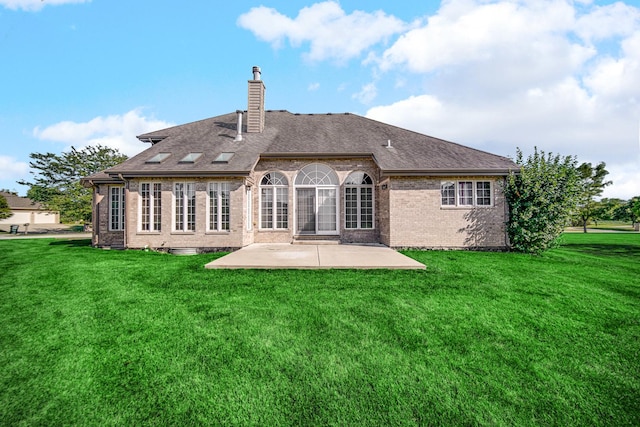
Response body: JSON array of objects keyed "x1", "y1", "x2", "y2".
[{"x1": 252, "y1": 66, "x2": 261, "y2": 80}]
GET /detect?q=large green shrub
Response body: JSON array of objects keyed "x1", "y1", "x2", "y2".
[{"x1": 504, "y1": 148, "x2": 580, "y2": 254}]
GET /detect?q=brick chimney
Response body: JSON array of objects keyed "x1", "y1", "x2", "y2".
[{"x1": 247, "y1": 66, "x2": 266, "y2": 133}]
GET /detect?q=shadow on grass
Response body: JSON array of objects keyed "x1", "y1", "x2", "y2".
[
  {"x1": 48, "y1": 239, "x2": 92, "y2": 248},
  {"x1": 561, "y1": 243, "x2": 640, "y2": 258}
]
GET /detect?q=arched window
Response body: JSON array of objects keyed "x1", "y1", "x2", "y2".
[
  {"x1": 294, "y1": 163, "x2": 339, "y2": 186},
  {"x1": 344, "y1": 172, "x2": 374, "y2": 229},
  {"x1": 260, "y1": 172, "x2": 288, "y2": 229}
]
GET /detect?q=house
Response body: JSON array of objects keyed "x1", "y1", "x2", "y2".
[
  {"x1": 0, "y1": 191, "x2": 59, "y2": 226},
  {"x1": 82, "y1": 67, "x2": 518, "y2": 251}
]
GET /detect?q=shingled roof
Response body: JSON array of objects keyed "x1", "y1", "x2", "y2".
[
  {"x1": 105, "y1": 110, "x2": 517, "y2": 178},
  {"x1": 0, "y1": 191, "x2": 44, "y2": 210}
]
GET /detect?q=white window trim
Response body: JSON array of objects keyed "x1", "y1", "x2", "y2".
[
  {"x1": 172, "y1": 182, "x2": 196, "y2": 232},
  {"x1": 246, "y1": 186, "x2": 253, "y2": 231},
  {"x1": 138, "y1": 182, "x2": 162, "y2": 232},
  {"x1": 259, "y1": 172, "x2": 289, "y2": 231},
  {"x1": 207, "y1": 182, "x2": 231, "y2": 232},
  {"x1": 344, "y1": 184, "x2": 375, "y2": 230},
  {"x1": 108, "y1": 186, "x2": 125, "y2": 231},
  {"x1": 441, "y1": 180, "x2": 493, "y2": 208}
]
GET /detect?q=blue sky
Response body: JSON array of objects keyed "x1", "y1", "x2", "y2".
[{"x1": 1, "y1": 0, "x2": 639, "y2": 199}]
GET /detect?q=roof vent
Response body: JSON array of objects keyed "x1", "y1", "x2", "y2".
[
  {"x1": 234, "y1": 110, "x2": 243, "y2": 142},
  {"x1": 387, "y1": 139, "x2": 392, "y2": 148}
]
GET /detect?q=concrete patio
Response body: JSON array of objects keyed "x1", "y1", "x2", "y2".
[{"x1": 205, "y1": 243, "x2": 426, "y2": 270}]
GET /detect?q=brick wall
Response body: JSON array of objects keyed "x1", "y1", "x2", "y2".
[
  {"x1": 123, "y1": 178, "x2": 247, "y2": 251},
  {"x1": 387, "y1": 176, "x2": 508, "y2": 249}
]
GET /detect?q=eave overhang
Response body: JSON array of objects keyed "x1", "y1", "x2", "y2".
[
  {"x1": 136, "y1": 136, "x2": 168, "y2": 145},
  {"x1": 107, "y1": 170, "x2": 251, "y2": 179},
  {"x1": 380, "y1": 168, "x2": 518, "y2": 177}
]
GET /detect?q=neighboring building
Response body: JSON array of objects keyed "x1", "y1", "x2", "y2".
[
  {"x1": 0, "y1": 191, "x2": 59, "y2": 225},
  {"x1": 82, "y1": 67, "x2": 518, "y2": 251}
]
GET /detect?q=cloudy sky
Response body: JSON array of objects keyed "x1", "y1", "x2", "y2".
[{"x1": 1, "y1": 0, "x2": 639, "y2": 199}]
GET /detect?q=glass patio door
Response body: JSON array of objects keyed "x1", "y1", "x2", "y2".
[
  {"x1": 296, "y1": 187, "x2": 338, "y2": 234},
  {"x1": 317, "y1": 188, "x2": 337, "y2": 233},
  {"x1": 296, "y1": 188, "x2": 316, "y2": 234}
]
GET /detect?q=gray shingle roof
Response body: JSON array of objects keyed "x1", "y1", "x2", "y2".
[
  {"x1": 0, "y1": 191, "x2": 44, "y2": 210},
  {"x1": 105, "y1": 110, "x2": 517, "y2": 177}
]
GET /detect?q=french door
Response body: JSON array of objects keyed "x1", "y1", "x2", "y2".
[{"x1": 296, "y1": 187, "x2": 338, "y2": 235}]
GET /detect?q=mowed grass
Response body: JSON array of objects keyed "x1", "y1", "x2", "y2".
[{"x1": 0, "y1": 234, "x2": 638, "y2": 426}]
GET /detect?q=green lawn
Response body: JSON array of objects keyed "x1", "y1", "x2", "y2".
[{"x1": 1, "y1": 234, "x2": 638, "y2": 426}]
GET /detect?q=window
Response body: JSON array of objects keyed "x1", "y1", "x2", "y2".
[
  {"x1": 441, "y1": 180, "x2": 493, "y2": 207},
  {"x1": 208, "y1": 182, "x2": 230, "y2": 231},
  {"x1": 174, "y1": 182, "x2": 196, "y2": 232},
  {"x1": 179, "y1": 153, "x2": 202, "y2": 163},
  {"x1": 458, "y1": 181, "x2": 473, "y2": 206},
  {"x1": 260, "y1": 172, "x2": 288, "y2": 229},
  {"x1": 441, "y1": 182, "x2": 456, "y2": 206},
  {"x1": 140, "y1": 182, "x2": 162, "y2": 231},
  {"x1": 344, "y1": 172, "x2": 374, "y2": 229},
  {"x1": 145, "y1": 152, "x2": 171, "y2": 164},
  {"x1": 476, "y1": 181, "x2": 492, "y2": 206},
  {"x1": 213, "y1": 152, "x2": 234, "y2": 163},
  {"x1": 109, "y1": 186, "x2": 125, "y2": 231}
]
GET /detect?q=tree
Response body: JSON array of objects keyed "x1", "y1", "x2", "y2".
[
  {"x1": 616, "y1": 196, "x2": 640, "y2": 226},
  {"x1": 504, "y1": 147, "x2": 580, "y2": 254},
  {"x1": 0, "y1": 194, "x2": 12, "y2": 220},
  {"x1": 575, "y1": 162, "x2": 612, "y2": 233},
  {"x1": 18, "y1": 145, "x2": 127, "y2": 223},
  {"x1": 592, "y1": 198, "x2": 627, "y2": 222}
]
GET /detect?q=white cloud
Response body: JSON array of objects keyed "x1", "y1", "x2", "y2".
[
  {"x1": 32, "y1": 109, "x2": 174, "y2": 157},
  {"x1": 602, "y1": 162, "x2": 640, "y2": 200},
  {"x1": 308, "y1": 82, "x2": 320, "y2": 91},
  {"x1": 0, "y1": 0, "x2": 90, "y2": 12},
  {"x1": 237, "y1": 1, "x2": 407, "y2": 62},
  {"x1": 575, "y1": 1, "x2": 640, "y2": 42},
  {"x1": 352, "y1": 83, "x2": 378, "y2": 105},
  {"x1": 378, "y1": 0, "x2": 594, "y2": 91},
  {"x1": 0, "y1": 155, "x2": 29, "y2": 181}
]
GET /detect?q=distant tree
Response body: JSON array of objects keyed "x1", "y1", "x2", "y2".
[
  {"x1": 616, "y1": 196, "x2": 640, "y2": 225},
  {"x1": 18, "y1": 145, "x2": 127, "y2": 223},
  {"x1": 0, "y1": 194, "x2": 12, "y2": 220},
  {"x1": 504, "y1": 147, "x2": 580, "y2": 254},
  {"x1": 575, "y1": 162, "x2": 612, "y2": 233},
  {"x1": 591, "y1": 198, "x2": 626, "y2": 223}
]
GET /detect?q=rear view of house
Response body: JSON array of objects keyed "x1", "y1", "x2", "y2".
[{"x1": 83, "y1": 67, "x2": 517, "y2": 251}]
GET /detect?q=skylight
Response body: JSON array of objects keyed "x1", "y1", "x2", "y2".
[
  {"x1": 214, "y1": 152, "x2": 234, "y2": 163},
  {"x1": 145, "y1": 152, "x2": 171, "y2": 163},
  {"x1": 179, "y1": 152, "x2": 203, "y2": 163}
]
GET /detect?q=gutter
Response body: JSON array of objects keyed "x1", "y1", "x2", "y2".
[
  {"x1": 108, "y1": 170, "x2": 251, "y2": 179},
  {"x1": 381, "y1": 168, "x2": 517, "y2": 177}
]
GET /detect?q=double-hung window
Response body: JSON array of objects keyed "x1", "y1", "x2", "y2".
[
  {"x1": 260, "y1": 172, "x2": 288, "y2": 229},
  {"x1": 441, "y1": 180, "x2": 493, "y2": 207},
  {"x1": 208, "y1": 182, "x2": 230, "y2": 231},
  {"x1": 344, "y1": 172, "x2": 374, "y2": 229},
  {"x1": 174, "y1": 182, "x2": 196, "y2": 232},
  {"x1": 109, "y1": 186, "x2": 125, "y2": 231},
  {"x1": 140, "y1": 182, "x2": 162, "y2": 231}
]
